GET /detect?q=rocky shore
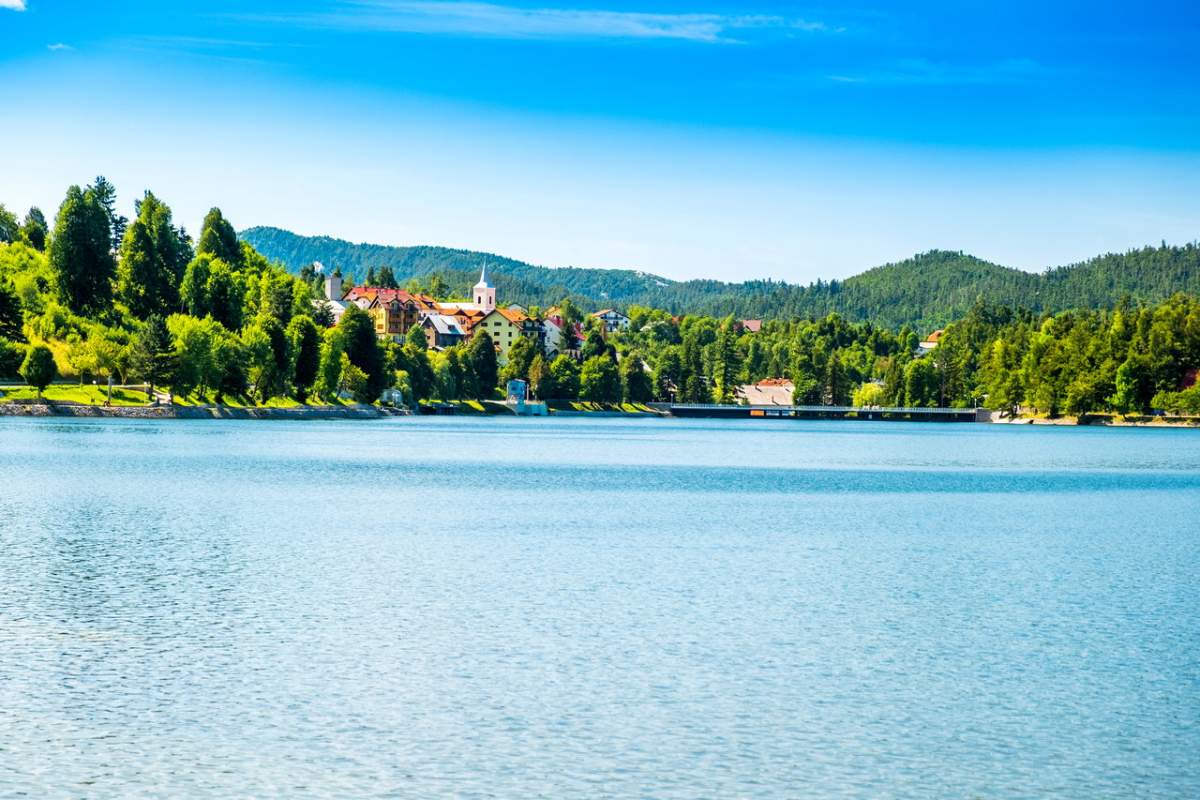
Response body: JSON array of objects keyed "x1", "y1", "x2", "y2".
[{"x1": 0, "y1": 402, "x2": 400, "y2": 420}]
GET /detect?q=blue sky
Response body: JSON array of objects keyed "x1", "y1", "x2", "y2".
[{"x1": 1, "y1": 1, "x2": 1198, "y2": 282}]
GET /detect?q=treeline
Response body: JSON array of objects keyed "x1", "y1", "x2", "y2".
[
  {"x1": 1, "y1": 181, "x2": 400, "y2": 405},
  {"x1": 243, "y1": 226, "x2": 1200, "y2": 331},
  {"x1": 4, "y1": 184, "x2": 1199, "y2": 416},
  {"x1": 590, "y1": 295, "x2": 1200, "y2": 415}
]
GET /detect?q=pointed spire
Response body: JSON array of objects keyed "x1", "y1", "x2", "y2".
[{"x1": 475, "y1": 262, "x2": 492, "y2": 288}]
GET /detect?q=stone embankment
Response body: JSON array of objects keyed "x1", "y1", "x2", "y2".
[{"x1": 0, "y1": 402, "x2": 401, "y2": 420}]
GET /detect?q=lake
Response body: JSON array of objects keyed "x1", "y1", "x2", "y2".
[{"x1": 1, "y1": 416, "x2": 1198, "y2": 798}]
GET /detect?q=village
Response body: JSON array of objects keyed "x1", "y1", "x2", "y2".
[{"x1": 315, "y1": 264, "x2": 631, "y2": 367}]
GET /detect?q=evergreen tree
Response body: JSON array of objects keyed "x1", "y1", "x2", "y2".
[
  {"x1": 712, "y1": 318, "x2": 740, "y2": 403},
  {"x1": 180, "y1": 254, "x2": 213, "y2": 318},
  {"x1": 20, "y1": 207, "x2": 48, "y2": 251},
  {"x1": 581, "y1": 325, "x2": 607, "y2": 361},
  {"x1": 377, "y1": 266, "x2": 398, "y2": 288},
  {"x1": 339, "y1": 304, "x2": 387, "y2": 401},
  {"x1": 288, "y1": 315, "x2": 322, "y2": 402},
  {"x1": 206, "y1": 259, "x2": 242, "y2": 331},
  {"x1": 48, "y1": 185, "x2": 116, "y2": 315},
  {"x1": 621, "y1": 353, "x2": 653, "y2": 403},
  {"x1": 129, "y1": 314, "x2": 177, "y2": 396},
  {"x1": 196, "y1": 208, "x2": 242, "y2": 267},
  {"x1": 468, "y1": 331, "x2": 499, "y2": 396},
  {"x1": 90, "y1": 175, "x2": 128, "y2": 249},
  {"x1": 528, "y1": 353, "x2": 555, "y2": 399},
  {"x1": 117, "y1": 192, "x2": 192, "y2": 319}
]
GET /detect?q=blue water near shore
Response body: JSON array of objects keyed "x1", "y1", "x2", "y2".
[{"x1": 1, "y1": 416, "x2": 1198, "y2": 798}]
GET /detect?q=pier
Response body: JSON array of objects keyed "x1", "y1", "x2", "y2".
[{"x1": 670, "y1": 404, "x2": 988, "y2": 422}]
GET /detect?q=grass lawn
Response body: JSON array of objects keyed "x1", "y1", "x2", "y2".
[{"x1": 0, "y1": 384, "x2": 150, "y2": 406}]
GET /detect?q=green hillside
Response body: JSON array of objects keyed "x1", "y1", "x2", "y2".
[{"x1": 240, "y1": 226, "x2": 1199, "y2": 331}]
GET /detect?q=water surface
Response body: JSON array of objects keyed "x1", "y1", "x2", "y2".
[{"x1": 1, "y1": 417, "x2": 1198, "y2": 798}]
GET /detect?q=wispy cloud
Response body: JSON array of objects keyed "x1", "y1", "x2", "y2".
[
  {"x1": 249, "y1": 1, "x2": 832, "y2": 44},
  {"x1": 829, "y1": 58, "x2": 1049, "y2": 86},
  {"x1": 0, "y1": 0, "x2": 27, "y2": 11},
  {"x1": 47, "y1": 43, "x2": 73, "y2": 52}
]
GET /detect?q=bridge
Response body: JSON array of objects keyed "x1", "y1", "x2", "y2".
[{"x1": 669, "y1": 403, "x2": 988, "y2": 423}]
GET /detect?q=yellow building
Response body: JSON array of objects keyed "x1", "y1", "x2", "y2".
[{"x1": 475, "y1": 308, "x2": 526, "y2": 364}]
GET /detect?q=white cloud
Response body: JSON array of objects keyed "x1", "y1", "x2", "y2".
[
  {"x1": 256, "y1": 1, "x2": 829, "y2": 44},
  {"x1": 47, "y1": 43, "x2": 73, "y2": 51},
  {"x1": 0, "y1": 0, "x2": 27, "y2": 11}
]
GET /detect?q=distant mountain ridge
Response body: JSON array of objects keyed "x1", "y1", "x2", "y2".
[{"x1": 240, "y1": 226, "x2": 1200, "y2": 331}]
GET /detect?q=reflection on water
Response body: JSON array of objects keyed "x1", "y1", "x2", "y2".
[{"x1": 1, "y1": 417, "x2": 1198, "y2": 798}]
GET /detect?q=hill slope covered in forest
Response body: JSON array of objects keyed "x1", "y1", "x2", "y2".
[{"x1": 240, "y1": 226, "x2": 1199, "y2": 331}]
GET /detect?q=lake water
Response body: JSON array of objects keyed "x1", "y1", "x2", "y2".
[{"x1": 1, "y1": 416, "x2": 1198, "y2": 798}]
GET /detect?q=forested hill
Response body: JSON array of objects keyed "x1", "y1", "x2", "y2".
[{"x1": 240, "y1": 226, "x2": 1200, "y2": 330}]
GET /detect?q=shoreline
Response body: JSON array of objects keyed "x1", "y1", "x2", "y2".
[
  {"x1": 2, "y1": 401, "x2": 1199, "y2": 427},
  {"x1": 0, "y1": 402, "x2": 399, "y2": 420}
]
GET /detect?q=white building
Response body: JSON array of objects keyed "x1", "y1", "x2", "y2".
[{"x1": 592, "y1": 309, "x2": 631, "y2": 333}]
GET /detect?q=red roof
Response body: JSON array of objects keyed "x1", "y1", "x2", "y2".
[
  {"x1": 344, "y1": 287, "x2": 437, "y2": 308},
  {"x1": 741, "y1": 319, "x2": 763, "y2": 333}
]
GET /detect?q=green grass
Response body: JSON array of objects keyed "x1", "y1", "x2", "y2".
[{"x1": 0, "y1": 384, "x2": 150, "y2": 406}]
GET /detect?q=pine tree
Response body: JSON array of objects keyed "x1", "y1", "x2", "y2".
[
  {"x1": 196, "y1": 208, "x2": 243, "y2": 268},
  {"x1": 48, "y1": 185, "x2": 117, "y2": 315},
  {"x1": 129, "y1": 315, "x2": 177, "y2": 396},
  {"x1": 20, "y1": 207, "x2": 48, "y2": 251},
  {"x1": 117, "y1": 192, "x2": 192, "y2": 319},
  {"x1": 288, "y1": 316, "x2": 322, "y2": 403}
]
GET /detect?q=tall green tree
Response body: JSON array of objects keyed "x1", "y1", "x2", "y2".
[
  {"x1": 48, "y1": 185, "x2": 116, "y2": 315},
  {"x1": 90, "y1": 175, "x2": 127, "y2": 249},
  {"x1": 117, "y1": 192, "x2": 192, "y2": 319},
  {"x1": 339, "y1": 304, "x2": 387, "y2": 401},
  {"x1": 377, "y1": 266, "x2": 398, "y2": 288},
  {"x1": 500, "y1": 335, "x2": 536, "y2": 384},
  {"x1": 196, "y1": 208, "x2": 243, "y2": 267},
  {"x1": 467, "y1": 330, "x2": 499, "y2": 396},
  {"x1": 180, "y1": 254, "x2": 214, "y2": 318},
  {"x1": 288, "y1": 315, "x2": 322, "y2": 402},
  {"x1": 580, "y1": 355, "x2": 621, "y2": 403},
  {"x1": 20, "y1": 207, "x2": 48, "y2": 251},
  {"x1": 129, "y1": 314, "x2": 177, "y2": 396},
  {"x1": 621, "y1": 353, "x2": 653, "y2": 403}
]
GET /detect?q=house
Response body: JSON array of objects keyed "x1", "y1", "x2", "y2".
[
  {"x1": 421, "y1": 312, "x2": 467, "y2": 350},
  {"x1": 347, "y1": 289, "x2": 437, "y2": 342},
  {"x1": 735, "y1": 378, "x2": 795, "y2": 406},
  {"x1": 592, "y1": 309, "x2": 631, "y2": 333},
  {"x1": 474, "y1": 308, "x2": 527, "y2": 364},
  {"x1": 741, "y1": 319, "x2": 763, "y2": 334},
  {"x1": 918, "y1": 329, "x2": 944, "y2": 354},
  {"x1": 543, "y1": 308, "x2": 583, "y2": 357}
]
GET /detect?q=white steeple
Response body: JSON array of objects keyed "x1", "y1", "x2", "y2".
[{"x1": 474, "y1": 263, "x2": 496, "y2": 312}]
